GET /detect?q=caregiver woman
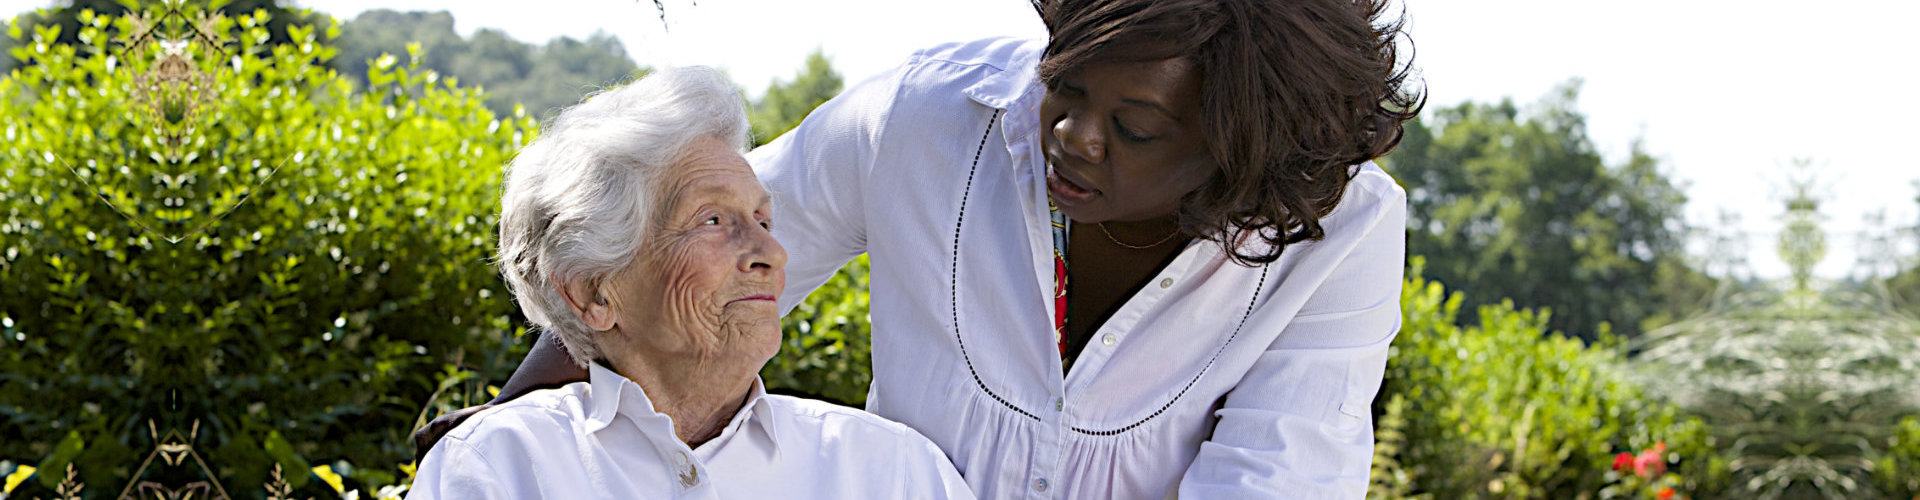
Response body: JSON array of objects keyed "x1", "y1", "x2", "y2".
[{"x1": 422, "y1": 0, "x2": 1421, "y2": 497}]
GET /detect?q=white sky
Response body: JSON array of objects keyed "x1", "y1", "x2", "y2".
[{"x1": 6, "y1": 0, "x2": 1916, "y2": 279}]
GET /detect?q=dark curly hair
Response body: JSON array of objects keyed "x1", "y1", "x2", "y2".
[{"x1": 1034, "y1": 0, "x2": 1424, "y2": 265}]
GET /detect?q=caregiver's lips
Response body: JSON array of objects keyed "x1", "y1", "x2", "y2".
[{"x1": 1047, "y1": 163, "x2": 1100, "y2": 206}]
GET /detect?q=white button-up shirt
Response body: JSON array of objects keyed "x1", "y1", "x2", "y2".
[
  {"x1": 407, "y1": 363, "x2": 974, "y2": 499},
  {"x1": 751, "y1": 37, "x2": 1406, "y2": 499}
]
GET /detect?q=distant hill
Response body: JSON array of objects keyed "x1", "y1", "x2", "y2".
[{"x1": 330, "y1": 9, "x2": 643, "y2": 120}]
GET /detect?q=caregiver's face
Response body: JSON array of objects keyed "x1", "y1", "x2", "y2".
[
  {"x1": 610, "y1": 135, "x2": 785, "y2": 367},
  {"x1": 1040, "y1": 57, "x2": 1215, "y2": 223}
]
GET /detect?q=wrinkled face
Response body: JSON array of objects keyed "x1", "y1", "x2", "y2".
[
  {"x1": 603, "y1": 135, "x2": 786, "y2": 370},
  {"x1": 1039, "y1": 57, "x2": 1216, "y2": 223}
]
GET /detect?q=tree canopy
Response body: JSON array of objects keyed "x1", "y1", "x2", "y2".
[
  {"x1": 1384, "y1": 81, "x2": 1714, "y2": 340},
  {"x1": 330, "y1": 9, "x2": 641, "y2": 120}
]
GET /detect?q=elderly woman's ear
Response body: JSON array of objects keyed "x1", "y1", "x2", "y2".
[{"x1": 557, "y1": 278, "x2": 619, "y2": 332}]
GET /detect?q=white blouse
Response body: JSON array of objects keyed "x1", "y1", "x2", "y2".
[
  {"x1": 407, "y1": 363, "x2": 973, "y2": 499},
  {"x1": 750, "y1": 38, "x2": 1407, "y2": 499}
]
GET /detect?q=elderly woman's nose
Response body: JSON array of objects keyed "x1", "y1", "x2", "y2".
[
  {"x1": 741, "y1": 224, "x2": 787, "y2": 273},
  {"x1": 1053, "y1": 111, "x2": 1105, "y2": 164}
]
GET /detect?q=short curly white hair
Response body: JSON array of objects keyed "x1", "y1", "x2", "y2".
[{"x1": 495, "y1": 66, "x2": 750, "y2": 368}]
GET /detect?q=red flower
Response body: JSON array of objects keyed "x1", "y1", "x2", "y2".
[
  {"x1": 1634, "y1": 449, "x2": 1667, "y2": 477},
  {"x1": 1612, "y1": 452, "x2": 1633, "y2": 471},
  {"x1": 1656, "y1": 486, "x2": 1675, "y2": 499}
]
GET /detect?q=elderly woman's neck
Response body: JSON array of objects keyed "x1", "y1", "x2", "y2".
[{"x1": 605, "y1": 355, "x2": 755, "y2": 446}]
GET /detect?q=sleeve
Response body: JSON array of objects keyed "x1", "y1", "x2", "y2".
[
  {"x1": 1176, "y1": 177, "x2": 1408, "y2": 499},
  {"x1": 746, "y1": 63, "x2": 906, "y2": 315},
  {"x1": 900, "y1": 430, "x2": 980, "y2": 500},
  {"x1": 404, "y1": 438, "x2": 513, "y2": 500}
]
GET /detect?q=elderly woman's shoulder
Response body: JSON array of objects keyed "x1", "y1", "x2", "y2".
[{"x1": 438, "y1": 383, "x2": 593, "y2": 448}]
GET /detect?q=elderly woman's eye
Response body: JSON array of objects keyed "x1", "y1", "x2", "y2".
[{"x1": 703, "y1": 216, "x2": 721, "y2": 226}]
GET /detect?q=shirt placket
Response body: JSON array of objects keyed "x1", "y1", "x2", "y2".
[
  {"x1": 997, "y1": 95, "x2": 1071, "y2": 500},
  {"x1": 1062, "y1": 242, "x2": 1203, "y2": 394}
]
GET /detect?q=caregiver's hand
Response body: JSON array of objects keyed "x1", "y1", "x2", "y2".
[{"x1": 410, "y1": 333, "x2": 586, "y2": 463}]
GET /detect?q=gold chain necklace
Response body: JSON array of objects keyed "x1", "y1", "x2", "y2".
[{"x1": 1096, "y1": 222, "x2": 1182, "y2": 249}]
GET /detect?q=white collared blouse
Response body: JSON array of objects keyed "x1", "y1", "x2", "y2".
[
  {"x1": 749, "y1": 37, "x2": 1406, "y2": 499},
  {"x1": 407, "y1": 363, "x2": 973, "y2": 499}
]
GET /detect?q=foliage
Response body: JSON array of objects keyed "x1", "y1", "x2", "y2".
[
  {"x1": 1889, "y1": 183, "x2": 1920, "y2": 308},
  {"x1": 1630, "y1": 177, "x2": 1920, "y2": 499},
  {"x1": 0, "y1": 4, "x2": 530, "y2": 497},
  {"x1": 329, "y1": 9, "x2": 641, "y2": 121},
  {"x1": 763, "y1": 254, "x2": 873, "y2": 406},
  {"x1": 0, "y1": 15, "x2": 11, "y2": 75},
  {"x1": 5, "y1": 0, "x2": 328, "y2": 59},
  {"x1": 1370, "y1": 257, "x2": 1723, "y2": 499},
  {"x1": 1383, "y1": 81, "x2": 1714, "y2": 340},
  {"x1": 749, "y1": 49, "x2": 842, "y2": 147},
  {"x1": 1876, "y1": 416, "x2": 1920, "y2": 497}
]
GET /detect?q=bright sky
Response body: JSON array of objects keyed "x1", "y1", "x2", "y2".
[{"x1": 5, "y1": 0, "x2": 1916, "y2": 279}]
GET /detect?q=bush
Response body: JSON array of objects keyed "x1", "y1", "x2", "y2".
[
  {"x1": 1877, "y1": 416, "x2": 1920, "y2": 496},
  {"x1": 1370, "y1": 257, "x2": 1723, "y2": 499},
  {"x1": 0, "y1": 5, "x2": 531, "y2": 496},
  {"x1": 763, "y1": 255, "x2": 873, "y2": 406}
]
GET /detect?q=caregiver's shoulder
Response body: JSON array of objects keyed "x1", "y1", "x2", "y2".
[{"x1": 907, "y1": 36, "x2": 1041, "y2": 72}]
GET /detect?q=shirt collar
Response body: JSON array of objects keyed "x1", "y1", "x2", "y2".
[
  {"x1": 581, "y1": 361, "x2": 779, "y2": 446},
  {"x1": 961, "y1": 38, "x2": 1046, "y2": 112}
]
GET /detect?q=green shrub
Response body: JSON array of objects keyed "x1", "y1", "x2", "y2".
[
  {"x1": 763, "y1": 255, "x2": 873, "y2": 406},
  {"x1": 0, "y1": 5, "x2": 531, "y2": 496},
  {"x1": 1372, "y1": 257, "x2": 1723, "y2": 499},
  {"x1": 1877, "y1": 416, "x2": 1920, "y2": 496}
]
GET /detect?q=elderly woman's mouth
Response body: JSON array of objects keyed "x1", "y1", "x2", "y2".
[{"x1": 727, "y1": 294, "x2": 778, "y2": 306}]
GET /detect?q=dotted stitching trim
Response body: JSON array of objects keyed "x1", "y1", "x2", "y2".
[
  {"x1": 950, "y1": 110, "x2": 1039, "y2": 422},
  {"x1": 1069, "y1": 265, "x2": 1269, "y2": 436}
]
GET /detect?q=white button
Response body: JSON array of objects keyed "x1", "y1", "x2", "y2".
[
  {"x1": 1054, "y1": 397, "x2": 1063, "y2": 411},
  {"x1": 1034, "y1": 478, "x2": 1049, "y2": 492},
  {"x1": 1159, "y1": 278, "x2": 1174, "y2": 288},
  {"x1": 1102, "y1": 333, "x2": 1116, "y2": 346}
]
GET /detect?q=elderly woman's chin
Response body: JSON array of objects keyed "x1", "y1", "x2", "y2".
[{"x1": 719, "y1": 306, "x2": 783, "y2": 364}]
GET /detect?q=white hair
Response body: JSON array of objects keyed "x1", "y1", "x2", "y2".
[{"x1": 495, "y1": 66, "x2": 750, "y2": 368}]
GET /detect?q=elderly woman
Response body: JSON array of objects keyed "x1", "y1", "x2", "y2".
[{"x1": 405, "y1": 67, "x2": 972, "y2": 499}]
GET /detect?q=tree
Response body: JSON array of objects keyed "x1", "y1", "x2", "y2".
[
  {"x1": 749, "y1": 48, "x2": 842, "y2": 146},
  {"x1": 0, "y1": 14, "x2": 12, "y2": 75},
  {"x1": 329, "y1": 9, "x2": 641, "y2": 120},
  {"x1": 1630, "y1": 173, "x2": 1920, "y2": 499},
  {"x1": 1383, "y1": 81, "x2": 1712, "y2": 340},
  {"x1": 506, "y1": 32, "x2": 640, "y2": 119},
  {"x1": 1889, "y1": 183, "x2": 1920, "y2": 308}
]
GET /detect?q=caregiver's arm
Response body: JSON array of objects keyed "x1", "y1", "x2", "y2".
[
  {"x1": 748, "y1": 62, "x2": 904, "y2": 314},
  {"x1": 411, "y1": 332, "x2": 581, "y2": 462},
  {"x1": 1176, "y1": 168, "x2": 1408, "y2": 499}
]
